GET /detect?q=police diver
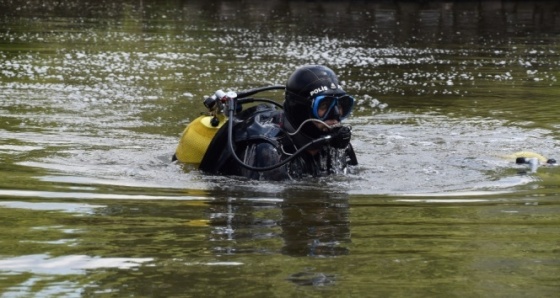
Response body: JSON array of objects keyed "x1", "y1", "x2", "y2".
[{"x1": 173, "y1": 65, "x2": 358, "y2": 180}]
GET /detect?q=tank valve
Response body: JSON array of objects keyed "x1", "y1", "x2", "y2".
[{"x1": 210, "y1": 116, "x2": 220, "y2": 127}]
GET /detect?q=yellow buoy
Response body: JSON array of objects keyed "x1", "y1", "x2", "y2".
[
  {"x1": 174, "y1": 114, "x2": 227, "y2": 164},
  {"x1": 504, "y1": 151, "x2": 549, "y2": 163}
]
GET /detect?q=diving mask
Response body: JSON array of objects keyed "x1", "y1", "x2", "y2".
[{"x1": 311, "y1": 94, "x2": 354, "y2": 120}]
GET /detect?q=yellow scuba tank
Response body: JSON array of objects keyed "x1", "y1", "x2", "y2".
[{"x1": 174, "y1": 114, "x2": 227, "y2": 164}]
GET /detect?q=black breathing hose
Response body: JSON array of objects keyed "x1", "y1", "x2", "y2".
[
  {"x1": 236, "y1": 85, "x2": 285, "y2": 99},
  {"x1": 237, "y1": 98, "x2": 283, "y2": 109}
]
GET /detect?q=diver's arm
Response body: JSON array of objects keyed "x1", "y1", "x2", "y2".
[{"x1": 345, "y1": 143, "x2": 358, "y2": 166}]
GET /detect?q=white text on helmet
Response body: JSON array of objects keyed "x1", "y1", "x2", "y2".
[{"x1": 309, "y1": 86, "x2": 329, "y2": 96}]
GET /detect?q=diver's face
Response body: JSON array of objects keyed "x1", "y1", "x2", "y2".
[
  {"x1": 316, "y1": 100, "x2": 331, "y2": 119},
  {"x1": 314, "y1": 101, "x2": 341, "y2": 131}
]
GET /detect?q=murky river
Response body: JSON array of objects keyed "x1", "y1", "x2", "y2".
[{"x1": 1, "y1": 0, "x2": 560, "y2": 296}]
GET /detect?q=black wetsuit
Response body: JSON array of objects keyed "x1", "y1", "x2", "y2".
[{"x1": 198, "y1": 104, "x2": 357, "y2": 180}]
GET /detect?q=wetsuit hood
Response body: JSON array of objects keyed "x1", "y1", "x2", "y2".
[{"x1": 283, "y1": 65, "x2": 346, "y2": 140}]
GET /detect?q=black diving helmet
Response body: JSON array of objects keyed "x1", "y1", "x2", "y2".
[{"x1": 284, "y1": 65, "x2": 354, "y2": 138}]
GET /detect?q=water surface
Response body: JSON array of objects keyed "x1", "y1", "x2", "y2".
[{"x1": 1, "y1": 1, "x2": 560, "y2": 297}]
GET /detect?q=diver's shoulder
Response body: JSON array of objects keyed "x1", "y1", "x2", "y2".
[{"x1": 234, "y1": 103, "x2": 285, "y2": 142}]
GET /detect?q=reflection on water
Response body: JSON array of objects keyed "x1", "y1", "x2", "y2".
[
  {"x1": 280, "y1": 194, "x2": 350, "y2": 257},
  {"x1": 0, "y1": 254, "x2": 152, "y2": 297},
  {"x1": 2, "y1": 192, "x2": 558, "y2": 296},
  {"x1": 0, "y1": 254, "x2": 152, "y2": 275},
  {"x1": 1, "y1": 0, "x2": 560, "y2": 296},
  {"x1": 0, "y1": 201, "x2": 104, "y2": 213},
  {"x1": 206, "y1": 191, "x2": 350, "y2": 258}
]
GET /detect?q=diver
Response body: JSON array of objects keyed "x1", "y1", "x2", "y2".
[{"x1": 173, "y1": 65, "x2": 358, "y2": 180}]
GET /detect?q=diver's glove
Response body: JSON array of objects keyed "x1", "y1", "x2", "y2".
[{"x1": 329, "y1": 126, "x2": 352, "y2": 149}]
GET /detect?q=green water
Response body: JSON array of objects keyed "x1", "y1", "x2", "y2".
[{"x1": 1, "y1": 1, "x2": 560, "y2": 297}]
